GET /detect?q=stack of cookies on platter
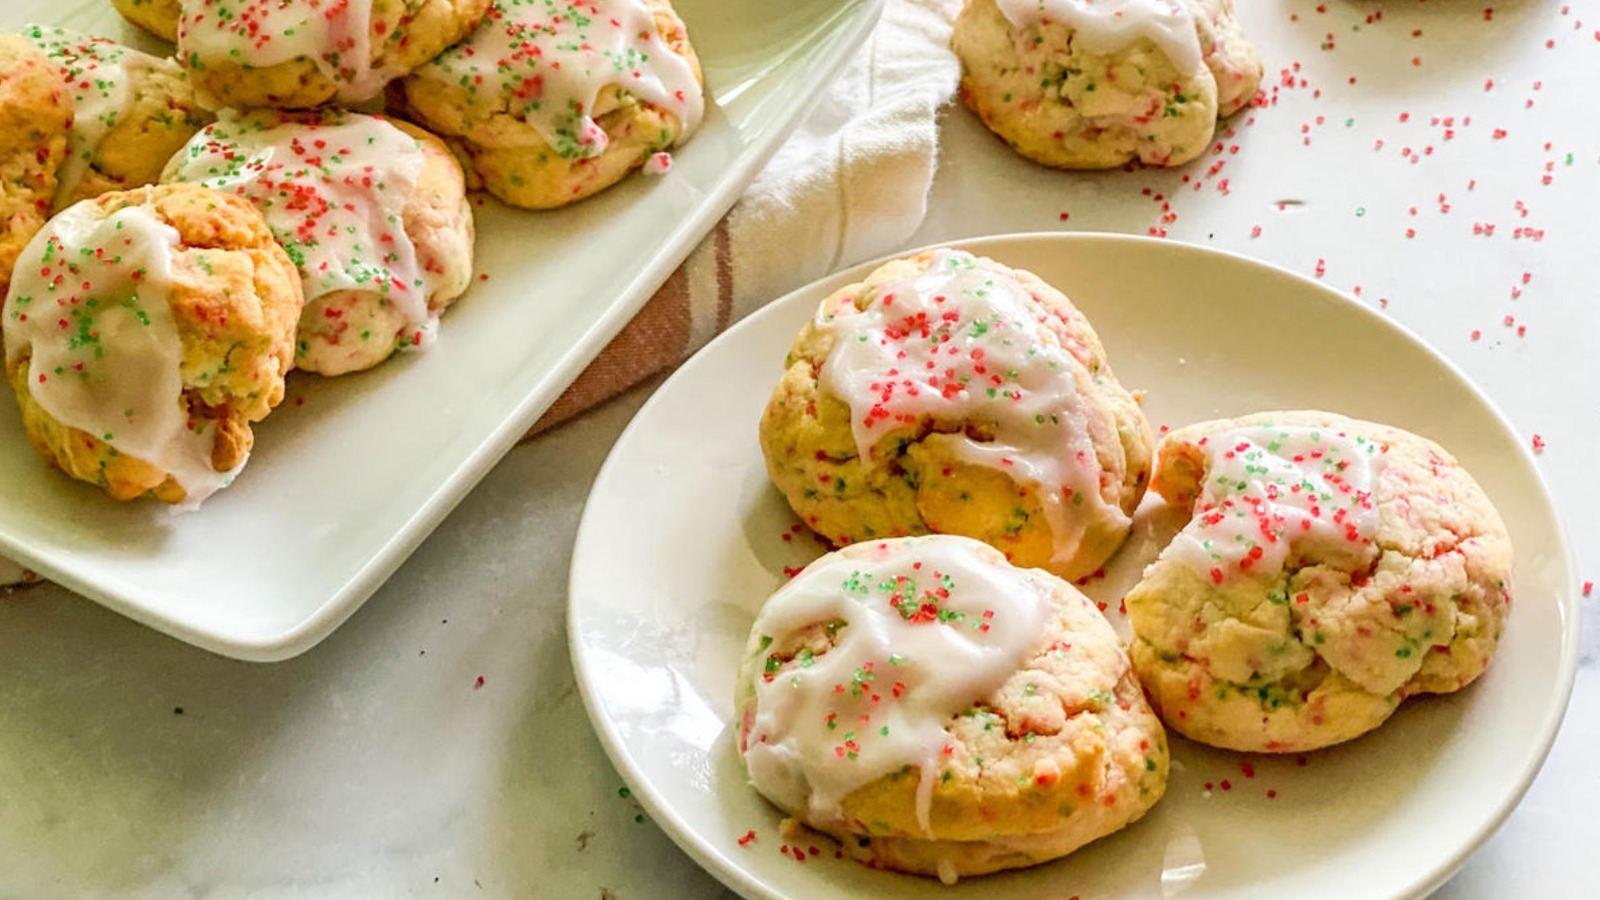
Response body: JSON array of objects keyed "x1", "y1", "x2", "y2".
[
  {"x1": 742, "y1": 248, "x2": 1514, "y2": 884},
  {"x1": 0, "y1": 0, "x2": 706, "y2": 510}
]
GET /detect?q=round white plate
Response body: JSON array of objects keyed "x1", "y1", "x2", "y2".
[{"x1": 568, "y1": 233, "x2": 1578, "y2": 900}]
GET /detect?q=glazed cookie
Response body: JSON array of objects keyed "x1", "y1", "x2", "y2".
[
  {"x1": 23, "y1": 26, "x2": 213, "y2": 211},
  {"x1": 759, "y1": 249, "x2": 1153, "y2": 582},
  {"x1": 399, "y1": 0, "x2": 704, "y2": 209},
  {"x1": 951, "y1": 0, "x2": 1262, "y2": 168},
  {"x1": 112, "y1": 0, "x2": 181, "y2": 42},
  {"x1": 164, "y1": 109, "x2": 475, "y2": 375},
  {"x1": 178, "y1": 0, "x2": 493, "y2": 109},
  {"x1": 738, "y1": 535, "x2": 1168, "y2": 882},
  {"x1": 1125, "y1": 411, "x2": 1514, "y2": 752},
  {"x1": 2, "y1": 184, "x2": 303, "y2": 505},
  {"x1": 0, "y1": 35, "x2": 72, "y2": 299}
]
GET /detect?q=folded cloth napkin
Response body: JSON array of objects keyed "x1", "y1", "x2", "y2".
[{"x1": 532, "y1": 0, "x2": 963, "y2": 432}]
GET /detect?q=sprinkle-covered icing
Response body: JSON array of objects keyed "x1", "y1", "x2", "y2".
[
  {"x1": 1166, "y1": 424, "x2": 1386, "y2": 584},
  {"x1": 178, "y1": 0, "x2": 383, "y2": 102},
  {"x1": 166, "y1": 110, "x2": 433, "y2": 356},
  {"x1": 24, "y1": 25, "x2": 164, "y2": 205},
  {"x1": 818, "y1": 249, "x2": 1122, "y2": 569},
  {"x1": 744, "y1": 537, "x2": 1051, "y2": 834},
  {"x1": 420, "y1": 0, "x2": 703, "y2": 159},
  {"x1": 3, "y1": 203, "x2": 236, "y2": 503},
  {"x1": 996, "y1": 0, "x2": 1203, "y2": 77}
]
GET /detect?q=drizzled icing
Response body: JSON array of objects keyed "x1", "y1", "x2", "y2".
[
  {"x1": 996, "y1": 0, "x2": 1203, "y2": 77},
  {"x1": 23, "y1": 25, "x2": 164, "y2": 205},
  {"x1": 1166, "y1": 424, "x2": 1386, "y2": 584},
  {"x1": 2, "y1": 203, "x2": 236, "y2": 503},
  {"x1": 744, "y1": 537, "x2": 1050, "y2": 834},
  {"x1": 818, "y1": 249, "x2": 1121, "y2": 570},
  {"x1": 166, "y1": 110, "x2": 433, "y2": 353},
  {"x1": 421, "y1": 0, "x2": 704, "y2": 159},
  {"x1": 179, "y1": 0, "x2": 383, "y2": 102}
]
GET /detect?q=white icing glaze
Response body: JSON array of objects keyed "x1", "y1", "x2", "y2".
[
  {"x1": 1165, "y1": 424, "x2": 1385, "y2": 583},
  {"x1": 3, "y1": 203, "x2": 236, "y2": 503},
  {"x1": 178, "y1": 0, "x2": 382, "y2": 102},
  {"x1": 166, "y1": 110, "x2": 434, "y2": 363},
  {"x1": 818, "y1": 248, "x2": 1123, "y2": 570},
  {"x1": 24, "y1": 25, "x2": 165, "y2": 206},
  {"x1": 996, "y1": 0, "x2": 1203, "y2": 77},
  {"x1": 422, "y1": 0, "x2": 704, "y2": 159},
  {"x1": 744, "y1": 537, "x2": 1051, "y2": 835}
]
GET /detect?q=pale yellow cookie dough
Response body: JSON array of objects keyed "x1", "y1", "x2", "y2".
[
  {"x1": 4, "y1": 184, "x2": 303, "y2": 504},
  {"x1": 0, "y1": 35, "x2": 72, "y2": 299},
  {"x1": 181, "y1": 0, "x2": 493, "y2": 110},
  {"x1": 112, "y1": 0, "x2": 181, "y2": 42},
  {"x1": 737, "y1": 536, "x2": 1168, "y2": 881},
  {"x1": 22, "y1": 26, "x2": 213, "y2": 212},
  {"x1": 760, "y1": 249, "x2": 1153, "y2": 581},
  {"x1": 1126, "y1": 410, "x2": 1514, "y2": 752},
  {"x1": 398, "y1": 0, "x2": 703, "y2": 209},
  {"x1": 952, "y1": 0, "x2": 1261, "y2": 168}
]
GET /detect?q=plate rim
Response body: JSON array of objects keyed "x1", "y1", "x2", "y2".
[
  {"x1": 0, "y1": 0, "x2": 889, "y2": 662},
  {"x1": 568, "y1": 230, "x2": 1581, "y2": 900}
]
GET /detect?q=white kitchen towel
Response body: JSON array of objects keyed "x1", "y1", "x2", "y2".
[{"x1": 535, "y1": 0, "x2": 962, "y2": 430}]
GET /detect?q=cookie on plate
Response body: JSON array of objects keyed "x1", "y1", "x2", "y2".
[
  {"x1": 23, "y1": 25, "x2": 213, "y2": 211},
  {"x1": 2, "y1": 184, "x2": 303, "y2": 505},
  {"x1": 164, "y1": 109, "x2": 475, "y2": 376},
  {"x1": 398, "y1": 0, "x2": 704, "y2": 209},
  {"x1": 951, "y1": 0, "x2": 1262, "y2": 168},
  {"x1": 178, "y1": 0, "x2": 493, "y2": 109},
  {"x1": 738, "y1": 535, "x2": 1168, "y2": 882},
  {"x1": 0, "y1": 35, "x2": 73, "y2": 299},
  {"x1": 112, "y1": 0, "x2": 181, "y2": 42},
  {"x1": 759, "y1": 248, "x2": 1153, "y2": 581},
  {"x1": 1125, "y1": 411, "x2": 1514, "y2": 752}
]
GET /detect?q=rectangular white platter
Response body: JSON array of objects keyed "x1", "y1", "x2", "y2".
[{"x1": 0, "y1": 0, "x2": 886, "y2": 661}]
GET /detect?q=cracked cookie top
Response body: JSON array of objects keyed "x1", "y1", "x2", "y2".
[
  {"x1": 758, "y1": 249, "x2": 1153, "y2": 581},
  {"x1": 1126, "y1": 410, "x2": 1514, "y2": 752},
  {"x1": 737, "y1": 535, "x2": 1168, "y2": 882}
]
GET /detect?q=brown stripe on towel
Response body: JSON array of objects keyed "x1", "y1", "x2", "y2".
[
  {"x1": 526, "y1": 261, "x2": 694, "y2": 436},
  {"x1": 714, "y1": 217, "x2": 734, "y2": 333}
]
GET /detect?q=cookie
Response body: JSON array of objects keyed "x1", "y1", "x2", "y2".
[
  {"x1": 398, "y1": 0, "x2": 704, "y2": 209},
  {"x1": 2, "y1": 184, "x2": 303, "y2": 505},
  {"x1": 0, "y1": 35, "x2": 72, "y2": 299},
  {"x1": 759, "y1": 248, "x2": 1153, "y2": 581},
  {"x1": 23, "y1": 25, "x2": 213, "y2": 211},
  {"x1": 951, "y1": 0, "x2": 1262, "y2": 168},
  {"x1": 737, "y1": 535, "x2": 1168, "y2": 882},
  {"x1": 178, "y1": 0, "x2": 493, "y2": 109},
  {"x1": 111, "y1": 0, "x2": 181, "y2": 42},
  {"x1": 163, "y1": 109, "x2": 475, "y2": 375},
  {"x1": 1125, "y1": 411, "x2": 1514, "y2": 752}
]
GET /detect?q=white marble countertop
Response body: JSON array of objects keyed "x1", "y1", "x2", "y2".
[{"x1": 2, "y1": 0, "x2": 1597, "y2": 897}]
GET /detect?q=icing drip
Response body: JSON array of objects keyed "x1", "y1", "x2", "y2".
[
  {"x1": 166, "y1": 110, "x2": 432, "y2": 352},
  {"x1": 818, "y1": 248, "x2": 1122, "y2": 569},
  {"x1": 423, "y1": 0, "x2": 704, "y2": 159},
  {"x1": 3, "y1": 203, "x2": 236, "y2": 503},
  {"x1": 1166, "y1": 424, "x2": 1385, "y2": 583},
  {"x1": 178, "y1": 0, "x2": 381, "y2": 102},
  {"x1": 996, "y1": 0, "x2": 1203, "y2": 77},
  {"x1": 24, "y1": 25, "x2": 163, "y2": 205},
  {"x1": 744, "y1": 537, "x2": 1051, "y2": 835}
]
